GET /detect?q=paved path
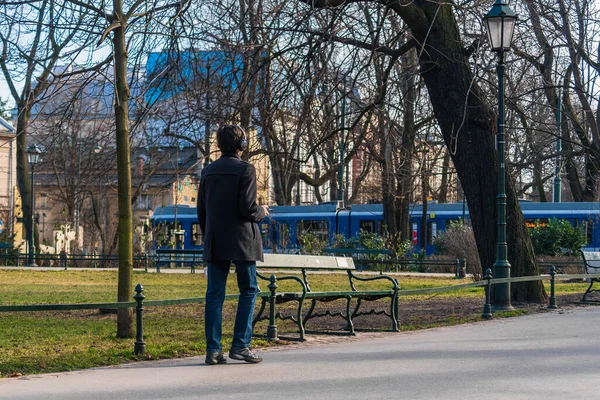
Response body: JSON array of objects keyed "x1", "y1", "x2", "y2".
[{"x1": 2, "y1": 307, "x2": 599, "y2": 399}]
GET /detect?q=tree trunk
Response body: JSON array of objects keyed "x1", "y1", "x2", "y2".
[
  {"x1": 396, "y1": 48, "x2": 418, "y2": 240},
  {"x1": 16, "y1": 106, "x2": 33, "y2": 258},
  {"x1": 112, "y1": 0, "x2": 133, "y2": 338}
]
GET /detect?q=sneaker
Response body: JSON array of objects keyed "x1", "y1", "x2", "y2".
[
  {"x1": 229, "y1": 346, "x2": 263, "y2": 363},
  {"x1": 205, "y1": 350, "x2": 227, "y2": 365}
]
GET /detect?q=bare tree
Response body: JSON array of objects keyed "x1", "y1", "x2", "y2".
[{"x1": 0, "y1": 0, "x2": 102, "y2": 265}]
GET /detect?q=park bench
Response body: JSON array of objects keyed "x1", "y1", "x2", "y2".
[
  {"x1": 580, "y1": 251, "x2": 600, "y2": 303},
  {"x1": 155, "y1": 249, "x2": 203, "y2": 273},
  {"x1": 253, "y1": 253, "x2": 399, "y2": 341}
]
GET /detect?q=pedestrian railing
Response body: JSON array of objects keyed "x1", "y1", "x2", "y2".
[{"x1": 0, "y1": 253, "x2": 151, "y2": 271}]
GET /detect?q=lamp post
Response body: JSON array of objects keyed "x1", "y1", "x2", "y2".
[
  {"x1": 553, "y1": 87, "x2": 562, "y2": 203},
  {"x1": 26, "y1": 143, "x2": 44, "y2": 267},
  {"x1": 338, "y1": 73, "x2": 347, "y2": 202},
  {"x1": 484, "y1": 0, "x2": 517, "y2": 310}
]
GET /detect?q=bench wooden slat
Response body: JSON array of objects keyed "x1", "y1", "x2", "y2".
[{"x1": 258, "y1": 254, "x2": 355, "y2": 270}]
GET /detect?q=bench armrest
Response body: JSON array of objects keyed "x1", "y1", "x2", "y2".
[
  {"x1": 256, "y1": 272, "x2": 308, "y2": 295},
  {"x1": 347, "y1": 271, "x2": 399, "y2": 291}
]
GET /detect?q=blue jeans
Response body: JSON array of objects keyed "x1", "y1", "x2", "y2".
[{"x1": 205, "y1": 260, "x2": 259, "y2": 352}]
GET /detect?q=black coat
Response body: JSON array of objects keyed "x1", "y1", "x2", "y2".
[{"x1": 197, "y1": 153, "x2": 266, "y2": 262}]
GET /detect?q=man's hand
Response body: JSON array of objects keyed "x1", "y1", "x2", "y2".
[{"x1": 261, "y1": 205, "x2": 270, "y2": 216}]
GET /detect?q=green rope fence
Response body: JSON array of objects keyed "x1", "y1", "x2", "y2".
[{"x1": 2, "y1": 271, "x2": 599, "y2": 354}]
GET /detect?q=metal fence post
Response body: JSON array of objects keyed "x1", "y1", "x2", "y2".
[
  {"x1": 548, "y1": 265, "x2": 558, "y2": 309},
  {"x1": 133, "y1": 283, "x2": 146, "y2": 355},
  {"x1": 144, "y1": 254, "x2": 148, "y2": 272},
  {"x1": 267, "y1": 274, "x2": 279, "y2": 341},
  {"x1": 482, "y1": 268, "x2": 493, "y2": 319},
  {"x1": 456, "y1": 258, "x2": 466, "y2": 279}
]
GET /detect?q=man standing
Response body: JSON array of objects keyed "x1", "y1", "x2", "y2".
[{"x1": 197, "y1": 124, "x2": 269, "y2": 365}]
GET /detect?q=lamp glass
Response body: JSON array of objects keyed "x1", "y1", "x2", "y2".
[
  {"x1": 26, "y1": 144, "x2": 43, "y2": 164},
  {"x1": 485, "y1": 16, "x2": 516, "y2": 51}
]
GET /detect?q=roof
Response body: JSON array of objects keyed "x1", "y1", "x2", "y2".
[{"x1": 0, "y1": 117, "x2": 15, "y2": 133}]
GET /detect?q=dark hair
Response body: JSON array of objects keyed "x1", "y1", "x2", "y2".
[{"x1": 216, "y1": 125, "x2": 246, "y2": 153}]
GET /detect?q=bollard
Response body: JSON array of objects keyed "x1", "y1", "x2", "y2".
[
  {"x1": 548, "y1": 265, "x2": 558, "y2": 309},
  {"x1": 456, "y1": 258, "x2": 466, "y2": 279},
  {"x1": 266, "y1": 274, "x2": 279, "y2": 341},
  {"x1": 482, "y1": 268, "x2": 493, "y2": 319},
  {"x1": 133, "y1": 283, "x2": 147, "y2": 355}
]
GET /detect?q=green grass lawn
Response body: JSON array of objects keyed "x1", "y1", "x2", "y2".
[{"x1": 0, "y1": 269, "x2": 591, "y2": 377}]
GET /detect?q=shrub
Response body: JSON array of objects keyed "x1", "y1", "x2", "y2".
[
  {"x1": 433, "y1": 221, "x2": 482, "y2": 280},
  {"x1": 297, "y1": 230, "x2": 328, "y2": 255},
  {"x1": 529, "y1": 218, "x2": 587, "y2": 257},
  {"x1": 331, "y1": 230, "x2": 412, "y2": 257}
]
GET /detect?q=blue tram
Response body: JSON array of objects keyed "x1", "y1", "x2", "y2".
[{"x1": 150, "y1": 201, "x2": 600, "y2": 254}]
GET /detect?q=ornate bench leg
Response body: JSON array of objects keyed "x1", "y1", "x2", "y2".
[
  {"x1": 391, "y1": 292, "x2": 400, "y2": 332},
  {"x1": 351, "y1": 298, "x2": 362, "y2": 319},
  {"x1": 582, "y1": 279, "x2": 596, "y2": 302},
  {"x1": 297, "y1": 298, "x2": 306, "y2": 341},
  {"x1": 302, "y1": 299, "x2": 317, "y2": 329},
  {"x1": 252, "y1": 296, "x2": 268, "y2": 328},
  {"x1": 345, "y1": 296, "x2": 355, "y2": 335}
]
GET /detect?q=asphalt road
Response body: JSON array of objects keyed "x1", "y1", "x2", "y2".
[{"x1": 2, "y1": 307, "x2": 599, "y2": 400}]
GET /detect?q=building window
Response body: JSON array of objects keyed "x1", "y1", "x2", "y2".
[
  {"x1": 37, "y1": 194, "x2": 48, "y2": 209},
  {"x1": 134, "y1": 195, "x2": 153, "y2": 210}
]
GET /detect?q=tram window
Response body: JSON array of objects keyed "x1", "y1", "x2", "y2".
[
  {"x1": 411, "y1": 223, "x2": 418, "y2": 245},
  {"x1": 154, "y1": 221, "x2": 182, "y2": 247},
  {"x1": 174, "y1": 232, "x2": 184, "y2": 247},
  {"x1": 427, "y1": 221, "x2": 437, "y2": 245},
  {"x1": 191, "y1": 223, "x2": 203, "y2": 246},
  {"x1": 360, "y1": 220, "x2": 375, "y2": 233},
  {"x1": 168, "y1": 222, "x2": 182, "y2": 246},
  {"x1": 579, "y1": 219, "x2": 592, "y2": 244},
  {"x1": 297, "y1": 220, "x2": 329, "y2": 242},
  {"x1": 261, "y1": 222, "x2": 271, "y2": 247},
  {"x1": 278, "y1": 223, "x2": 290, "y2": 248}
]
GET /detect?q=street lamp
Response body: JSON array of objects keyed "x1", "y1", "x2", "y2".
[
  {"x1": 338, "y1": 74, "x2": 347, "y2": 203},
  {"x1": 26, "y1": 143, "x2": 44, "y2": 267},
  {"x1": 484, "y1": 0, "x2": 517, "y2": 310}
]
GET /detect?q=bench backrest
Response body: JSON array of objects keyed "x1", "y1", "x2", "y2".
[
  {"x1": 257, "y1": 253, "x2": 355, "y2": 271},
  {"x1": 581, "y1": 251, "x2": 600, "y2": 273}
]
